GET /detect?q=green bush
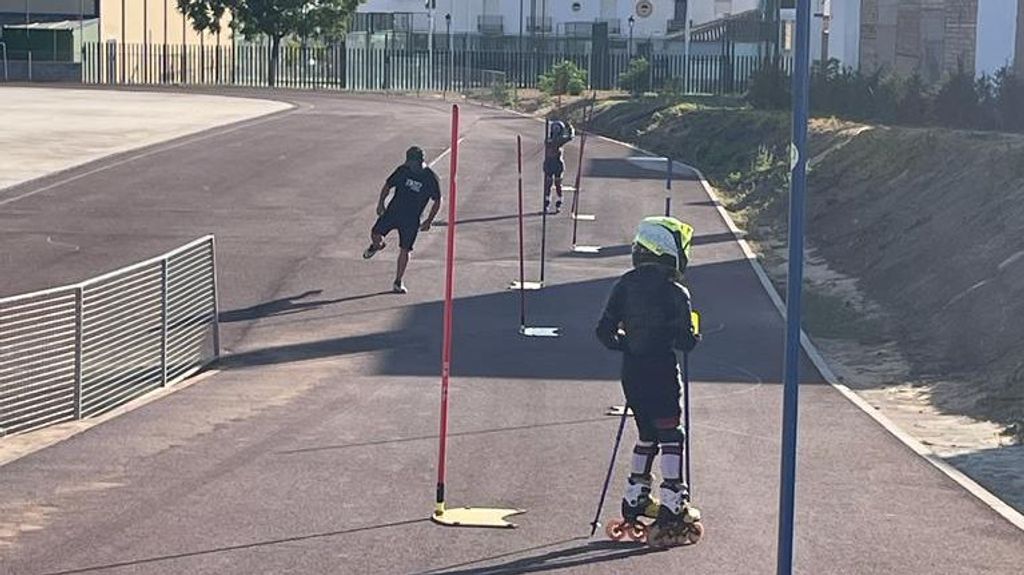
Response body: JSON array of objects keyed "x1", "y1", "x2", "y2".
[
  {"x1": 749, "y1": 56, "x2": 1024, "y2": 134},
  {"x1": 995, "y1": 67, "x2": 1024, "y2": 132},
  {"x1": 490, "y1": 78, "x2": 516, "y2": 107},
  {"x1": 539, "y1": 60, "x2": 588, "y2": 96},
  {"x1": 932, "y1": 61, "x2": 980, "y2": 128},
  {"x1": 747, "y1": 58, "x2": 790, "y2": 110},
  {"x1": 618, "y1": 58, "x2": 651, "y2": 97}
]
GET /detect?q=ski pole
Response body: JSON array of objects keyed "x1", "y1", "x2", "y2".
[
  {"x1": 589, "y1": 404, "x2": 630, "y2": 537},
  {"x1": 540, "y1": 197, "x2": 548, "y2": 284},
  {"x1": 683, "y1": 351, "x2": 693, "y2": 498}
]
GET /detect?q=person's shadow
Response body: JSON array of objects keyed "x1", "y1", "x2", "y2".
[
  {"x1": 219, "y1": 289, "x2": 392, "y2": 323},
  {"x1": 415, "y1": 537, "x2": 665, "y2": 575}
]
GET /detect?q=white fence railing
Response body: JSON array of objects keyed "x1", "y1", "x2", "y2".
[{"x1": 0, "y1": 236, "x2": 220, "y2": 437}]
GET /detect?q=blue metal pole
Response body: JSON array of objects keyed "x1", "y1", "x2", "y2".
[{"x1": 776, "y1": 1, "x2": 811, "y2": 574}]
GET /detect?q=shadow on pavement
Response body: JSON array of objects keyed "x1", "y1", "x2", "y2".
[
  {"x1": 41, "y1": 518, "x2": 430, "y2": 575},
  {"x1": 217, "y1": 258, "x2": 822, "y2": 384},
  {"x1": 436, "y1": 213, "x2": 544, "y2": 227},
  {"x1": 220, "y1": 290, "x2": 392, "y2": 323},
  {"x1": 692, "y1": 232, "x2": 741, "y2": 247},
  {"x1": 278, "y1": 416, "x2": 615, "y2": 456},
  {"x1": 417, "y1": 539, "x2": 664, "y2": 575},
  {"x1": 585, "y1": 158, "x2": 698, "y2": 181}
]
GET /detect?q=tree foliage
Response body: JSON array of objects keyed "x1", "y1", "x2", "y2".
[{"x1": 177, "y1": 1, "x2": 363, "y2": 85}]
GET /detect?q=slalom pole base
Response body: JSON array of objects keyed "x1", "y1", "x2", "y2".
[
  {"x1": 571, "y1": 245, "x2": 602, "y2": 254},
  {"x1": 520, "y1": 325, "x2": 560, "y2": 338},
  {"x1": 571, "y1": 213, "x2": 596, "y2": 221},
  {"x1": 508, "y1": 280, "x2": 543, "y2": 290},
  {"x1": 606, "y1": 405, "x2": 634, "y2": 417},
  {"x1": 432, "y1": 505, "x2": 525, "y2": 529}
]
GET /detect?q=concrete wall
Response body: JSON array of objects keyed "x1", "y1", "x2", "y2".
[
  {"x1": 99, "y1": 0, "x2": 226, "y2": 46},
  {"x1": 860, "y1": 0, "x2": 979, "y2": 82}
]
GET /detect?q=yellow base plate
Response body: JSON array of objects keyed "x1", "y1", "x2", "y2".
[{"x1": 432, "y1": 507, "x2": 525, "y2": 529}]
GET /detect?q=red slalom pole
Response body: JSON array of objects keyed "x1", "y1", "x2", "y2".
[
  {"x1": 517, "y1": 135, "x2": 527, "y2": 329},
  {"x1": 435, "y1": 104, "x2": 460, "y2": 516}
]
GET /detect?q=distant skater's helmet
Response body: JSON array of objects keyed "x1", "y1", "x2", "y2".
[
  {"x1": 548, "y1": 120, "x2": 567, "y2": 140},
  {"x1": 632, "y1": 216, "x2": 694, "y2": 275}
]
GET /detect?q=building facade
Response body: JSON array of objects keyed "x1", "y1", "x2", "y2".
[
  {"x1": 0, "y1": 0, "x2": 224, "y2": 46},
  {"x1": 355, "y1": 0, "x2": 761, "y2": 39}
]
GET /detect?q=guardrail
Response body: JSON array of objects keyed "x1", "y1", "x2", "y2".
[{"x1": 0, "y1": 236, "x2": 220, "y2": 437}]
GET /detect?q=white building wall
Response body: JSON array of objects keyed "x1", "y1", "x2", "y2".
[
  {"x1": 357, "y1": 0, "x2": 762, "y2": 37},
  {"x1": 826, "y1": 0, "x2": 860, "y2": 69},
  {"x1": 975, "y1": 0, "x2": 1018, "y2": 76}
]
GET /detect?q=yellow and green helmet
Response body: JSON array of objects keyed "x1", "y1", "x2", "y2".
[{"x1": 632, "y1": 216, "x2": 694, "y2": 275}]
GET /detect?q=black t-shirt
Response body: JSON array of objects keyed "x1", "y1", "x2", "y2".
[{"x1": 384, "y1": 164, "x2": 441, "y2": 222}]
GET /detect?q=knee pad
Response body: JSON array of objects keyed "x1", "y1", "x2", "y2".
[{"x1": 656, "y1": 426, "x2": 685, "y2": 445}]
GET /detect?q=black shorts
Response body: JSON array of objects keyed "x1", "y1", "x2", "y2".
[
  {"x1": 372, "y1": 212, "x2": 420, "y2": 251},
  {"x1": 621, "y1": 353, "x2": 682, "y2": 442},
  {"x1": 544, "y1": 158, "x2": 565, "y2": 178}
]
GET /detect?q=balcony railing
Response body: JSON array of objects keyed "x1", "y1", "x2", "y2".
[{"x1": 478, "y1": 15, "x2": 504, "y2": 36}]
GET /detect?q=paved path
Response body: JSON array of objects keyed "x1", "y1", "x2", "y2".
[
  {"x1": 0, "y1": 88, "x2": 1021, "y2": 574},
  {"x1": 0, "y1": 86, "x2": 290, "y2": 193}
]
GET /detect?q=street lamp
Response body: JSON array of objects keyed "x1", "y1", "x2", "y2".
[
  {"x1": 628, "y1": 15, "x2": 635, "y2": 58},
  {"x1": 445, "y1": 13, "x2": 452, "y2": 92}
]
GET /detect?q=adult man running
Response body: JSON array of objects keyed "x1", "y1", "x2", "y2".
[{"x1": 363, "y1": 146, "x2": 442, "y2": 294}]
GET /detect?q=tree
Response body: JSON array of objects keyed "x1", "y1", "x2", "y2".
[
  {"x1": 177, "y1": 0, "x2": 363, "y2": 87},
  {"x1": 618, "y1": 58, "x2": 650, "y2": 97},
  {"x1": 538, "y1": 60, "x2": 588, "y2": 96}
]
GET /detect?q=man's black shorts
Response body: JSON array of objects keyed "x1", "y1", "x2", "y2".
[
  {"x1": 372, "y1": 212, "x2": 420, "y2": 251},
  {"x1": 544, "y1": 158, "x2": 565, "y2": 178}
]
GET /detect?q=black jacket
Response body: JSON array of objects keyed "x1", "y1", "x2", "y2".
[{"x1": 596, "y1": 265, "x2": 698, "y2": 356}]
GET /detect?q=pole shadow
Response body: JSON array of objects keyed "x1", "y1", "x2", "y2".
[{"x1": 41, "y1": 518, "x2": 430, "y2": 575}]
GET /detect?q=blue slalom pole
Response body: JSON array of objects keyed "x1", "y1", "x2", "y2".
[{"x1": 776, "y1": 1, "x2": 811, "y2": 574}]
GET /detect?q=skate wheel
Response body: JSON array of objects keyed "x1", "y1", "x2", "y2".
[
  {"x1": 605, "y1": 519, "x2": 626, "y2": 541},
  {"x1": 685, "y1": 521, "x2": 705, "y2": 545},
  {"x1": 628, "y1": 522, "x2": 648, "y2": 542}
]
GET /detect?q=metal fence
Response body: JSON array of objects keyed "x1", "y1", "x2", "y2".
[
  {"x1": 82, "y1": 41, "x2": 790, "y2": 96},
  {"x1": 0, "y1": 236, "x2": 219, "y2": 437}
]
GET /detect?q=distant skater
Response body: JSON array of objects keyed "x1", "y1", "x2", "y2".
[
  {"x1": 544, "y1": 120, "x2": 574, "y2": 213},
  {"x1": 362, "y1": 146, "x2": 442, "y2": 294}
]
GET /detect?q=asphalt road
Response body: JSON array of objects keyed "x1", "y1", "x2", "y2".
[{"x1": 0, "y1": 88, "x2": 1021, "y2": 575}]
